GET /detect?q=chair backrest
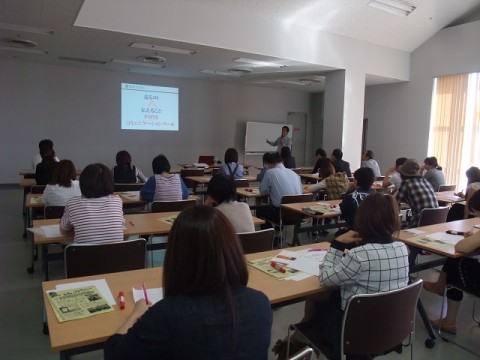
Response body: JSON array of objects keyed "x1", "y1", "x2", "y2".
[
  {"x1": 438, "y1": 184, "x2": 456, "y2": 192},
  {"x1": 341, "y1": 280, "x2": 422, "y2": 357},
  {"x1": 288, "y1": 346, "x2": 315, "y2": 360},
  {"x1": 418, "y1": 206, "x2": 449, "y2": 227},
  {"x1": 114, "y1": 183, "x2": 144, "y2": 192},
  {"x1": 234, "y1": 179, "x2": 249, "y2": 188},
  {"x1": 64, "y1": 238, "x2": 147, "y2": 278},
  {"x1": 44, "y1": 205, "x2": 65, "y2": 219},
  {"x1": 238, "y1": 229, "x2": 275, "y2": 254},
  {"x1": 280, "y1": 193, "x2": 315, "y2": 223},
  {"x1": 31, "y1": 185, "x2": 46, "y2": 194},
  {"x1": 181, "y1": 169, "x2": 204, "y2": 188},
  {"x1": 151, "y1": 199, "x2": 197, "y2": 213}
]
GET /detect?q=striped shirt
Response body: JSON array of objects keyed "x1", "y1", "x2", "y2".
[
  {"x1": 60, "y1": 195, "x2": 124, "y2": 243},
  {"x1": 320, "y1": 240, "x2": 409, "y2": 310},
  {"x1": 153, "y1": 174, "x2": 183, "y2": 201}
]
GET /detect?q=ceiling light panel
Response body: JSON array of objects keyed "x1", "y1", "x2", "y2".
[
  {"x1": 0, "y1": 22, "x2": 54, "y2": 35},
  {"x1": 111, "y1": 59, "x2": 166, "y2": 68},
  {"x1": 233, "y1": 57, "x2": 287, "y2": 68},
  {"x1": 368, "y1": 0, "x2": 416, "y2": 17},
  {"x1": 130, "y1": 43, "x2": 197, "y2": 55}
]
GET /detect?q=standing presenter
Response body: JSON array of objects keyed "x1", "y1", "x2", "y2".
[{"x1": 266, "y1": 126, "x2": 292, "y2": 153}]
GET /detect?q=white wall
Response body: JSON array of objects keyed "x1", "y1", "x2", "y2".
[
  {"x1": 364, "y1": 20, "x2": 480, "y2": 174},
  {"x1": 0, "y1": 60, "x2": 311, "y2": 183}
]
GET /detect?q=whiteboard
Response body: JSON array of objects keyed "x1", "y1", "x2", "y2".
[{"x1": 245, "y1": 122, "x2": 293, "y2": 153}]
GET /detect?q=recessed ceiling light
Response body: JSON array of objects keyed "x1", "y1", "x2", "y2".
[
  {"x1": 130, "y1": 43, "x2": 197, "y2": 55},
  {"x1": 0, "y1": 22, "x2": 54, "y2": 35},
  {"x1": 1, "y1": 38, "x2": 37, "y2": 48},
  {"x1": 275, "y1": 79, "x2": 309, "y2": 86},
  {"x1": 368, "y1": 0, "x2": 416, "y2": 17},
  {"x1": 111, "y1": 59, "x2": 166, "y2": 68},
  {"x1": 233, "y1": 58, "x2": 287, "y2": 68},
  {"x1": 228, "y1": 67, "x2": 253, "y2": 74}
]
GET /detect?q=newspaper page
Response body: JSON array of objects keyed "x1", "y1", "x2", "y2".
[
  {"x1": 247, "y1": 256, "x2": 299, "y2": 279},
  {"x1": 46, "y1": 285, "x2": 114, "y2": 323}
]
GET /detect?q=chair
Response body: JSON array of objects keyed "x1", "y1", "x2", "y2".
[
  {"x1": 180, "y1": 168, "x2": 204, "y2": 191},
  {"x1": 234, "y1": 179, "x2": 249, "y2": 188},
  {"x1": 44, "y1": 205, "x2": 65, "y2": 219},
  {"x1": 31, "y1": 185, "x2": 46, "y2": 194},
  {"x1": 288, "y1": 347, "x2": 314, "y2": 360},
  {"x1": 237, "y1": 229, "x2": 275, "y2": 254},
  {"x1": 277, "y1": 193, "x2": 315, "y2": 247},
  {"x1": 64, "y1": 238, "x2": 147, "y2": 278},
  {"x1": 198, "y1": 155, "x2": 215, "y2": 165},
  {"x1": 287, "y1": 280, "x2": 423, "y2": 360},
  {"x1": 114, "y1": 183, "x2": 144, "y2": 192},
  {"x1": 151, "y1": 199, "x2": 197, "y2": 213},
  {"x1": 418, "y1": 206, "x2": 449, "y2": 227},
  {"x1": 438, "y1": 184, "x2": 456, "y2": 192}
]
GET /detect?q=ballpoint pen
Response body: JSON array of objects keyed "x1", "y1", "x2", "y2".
[{"x1": 142, "y1": 282, "x2": 150, "y2": 304}]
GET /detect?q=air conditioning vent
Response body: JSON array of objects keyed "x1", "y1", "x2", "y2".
[
  {"x1": 228, "y1": 67, "x2": 253, "y2": 74},
  {"x1": 136, "y1": 55, "x2": 166, "y2": 64},
  {"x1": 2, "y1": 38, "x2": 37, "y2": 48}
]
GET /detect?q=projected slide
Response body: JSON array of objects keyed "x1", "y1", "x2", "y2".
[{"x1": 121, "y1": 83, "x2": 179, "y2": 131}]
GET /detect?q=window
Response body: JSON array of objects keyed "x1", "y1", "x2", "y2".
[{"x1": 428, "y1": 73, "x2": 480, "y2": 191}]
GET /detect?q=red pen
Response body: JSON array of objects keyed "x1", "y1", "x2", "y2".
[
  {"x1": 271, "y1": 261, "x2": 287, "y2": 273},
  {"x1": 142, "y1": 282, "x2": 150, "y2": 304},
  {"x1": 276, "y1": 254, "x2": 296, "y2": 261},
  {"x1": 118, "y1": 291, "x2": 125, "y2": 310},
  {"x1": 129, "y1": 221, "x2": 135, "y2": 227}
]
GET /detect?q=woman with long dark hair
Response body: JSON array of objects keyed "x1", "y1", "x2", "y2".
[{"x1": 105, "y1": 206, "x2": 272, "y2": 359}]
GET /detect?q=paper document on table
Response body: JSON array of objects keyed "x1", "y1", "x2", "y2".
[
  {"x1": 403, "y1": 228, "x2": 425, "y2": 235},
  {"x1": 46, "y1": 285, "x2": 114, "y2": 323},
  {"x1": 286, "y1": 249, "x2": 327, "y2": 276},
  {"x1": 408, "y1": 232, "x2": 463, "y2": 252},
  {"x1": 284, "y1": 272, "x2": 313, "y2": 281},
  {"x1": 122, "y1": 191, "x2": 140, "y2": 200},
  {"x1": 132, "y1": 287, "x2": 163, "y2": 304},
  {"x1": 56, "y1": 279, "x2": 116, "y2": 306},
  {"x1": 30, "y1": 196, "x2": 43, "y2": 204},
  {"x1": 27, "y1": 224, "x2": 63, "y2": 237},
  {"x1": 247, "y1": 257, "x2": 299, "y2": 279},
  {"x1": 160, "y1": 216, "x2": 177, "y2": 225},
  {"x1": 305, "y1": 203, "x2": 341, "y2": 215}
]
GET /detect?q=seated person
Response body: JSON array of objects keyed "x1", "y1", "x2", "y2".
[
  {"x1": 104, "y1": 206, "x2": 272, "y2": 359},
  {"x1": 447, "y1": 166, "x2": 480, "y2": 221},
  {"x1": 330, "y1": 148, "x2": 352, "y2": 177},
  {"x1": 422, "y1": 156, "x2": 446, "y2": 191},
  {"x1": 280, "y1": 193, "x2": 409, "y2": 359},
  {"x1": 308, "y1": 158, "x2": 349, "y2": 200},
  {"x1": 360, "y1": 150, "x2": 381, "y2": 178},
  {"x1": 42, "y1": 159, "x2": 81, "y2": 206},
  {"x1": 205, "y1": 174, "x2": 255, "y2": 233},
  {"x1": 256, "y1": 152, "x2": 272, "y2": 183},
  {"x1": 312, "y1": 148, "x2": 327, "y2": 174},
  {"x1": 257, "y1": 152, "x2": 302, "y2": 229},
  {"x1": 113, "y1": 150, "x2": 147, "y2": 183},
  {"x1": 32, "y1": 139, "x2": 59, "y2": 170},
  {"x1": 218, "y1": 148, "x2": 244, "y2": 179},
  {"x1": 60, "y1": 163, "x2": 124, "y2": 243},
  {"x1": 280, "y1": 147, "x2": 296, "y2": 169},
  {"x1": 338, "y1": 167, "x2": 375, "y2": 233},
  {"x1": 395, "y1": 158, "x2": 438, "y2": 228},
  {"x1": 424, "y1": 189, "x2": 480, "y2": 334},
  {"x1": 140, "y1": 154, "x2": 189, "y2": 202},
  {"x1": 382, "y1": 157, "x2": 407, "y2": 192},
  {"x1": 35, "y1": 147, "x2": 58, "y2": 185}
]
